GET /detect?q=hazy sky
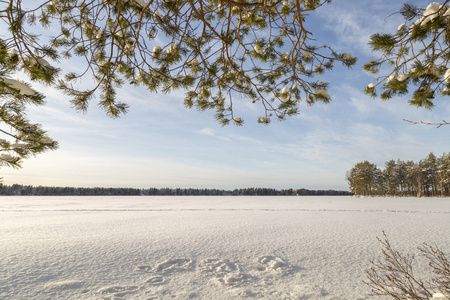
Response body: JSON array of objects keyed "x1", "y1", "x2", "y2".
[{"x1": 2, "y1": 0, "x2": 449, "y2": 190}]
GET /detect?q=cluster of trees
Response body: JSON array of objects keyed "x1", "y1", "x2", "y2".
[
  {"x1": 147, "y1": 187, "x2": 351, "y2": 196},
  {"x1": 346, "y1": 152, "x2": 450, "y2": 197},
  {"x1": 2, "y1": 1, "x2": 450, "y2": 171},
  {"x1": 0, "y1": 184, "x2": 142, "y2": 196},
  {"x1": 147, "y1": 187, "x2": 232, "y2": 196},
  {"x1": 232, "y1": 187, "x2": 351, "y2": 196},
  {"x1": 0, "y1": 184, "x2": 351, "y2": 196}
]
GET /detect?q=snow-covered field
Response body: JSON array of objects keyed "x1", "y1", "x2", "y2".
[{"x1": 1, "y1": 196, "x2": 449, "y2": 300}]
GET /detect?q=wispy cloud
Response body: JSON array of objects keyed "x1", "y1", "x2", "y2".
[
  {"x1": 196, "y1": 127, "x2": 216, "y2": 137},
  {"x1": 195, "y1": 127, "x2": 232, "y2": 142},
  {"x1": 237, "y1": 135, "x2": 262, "y2": 144},
  {"x1": 314, "y1": 0, "x2": 405, "y2": 55}
]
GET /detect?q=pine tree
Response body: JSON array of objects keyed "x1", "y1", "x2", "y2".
[
  {"x1": 346, "y1": 161, "x2": 381, "y2": 196},
  {"x1": 364, "y1": 1, "x2": 450, "y2": 118},
  {"x1": 421, "y1": 152, "x2": 438, "y2": 196},
  {"x1": 2, "y1": 0, "x2": 356, "y2": 126},
  {"x1": 383, "y1": 160, "x2": 399, "y2": 196},
  {"x1": 395, "y1": 159, "x2": 408, "y2": 196},
  {"x1": 0, "y1": 40, "x2": 58, "y2": 170},
  {"x1": 436, "y1": 152, "x2": 450, "y2": 196}
]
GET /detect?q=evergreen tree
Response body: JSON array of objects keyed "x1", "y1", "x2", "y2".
[
  {"x1": 346, "y1": 161, "x2": 380, "y2": 196},
  {"x1": 373, "y1": 167, "x2": 386, "y2": 196},
  {"x1": 420, "y1": 152, "x2": 438, "y2": 196},
  {"x1": 0, "y1": 40, "x2": 58, "y2": 169},
  {"x1": 347, "y1": 152, "x2": 450, "y2": 197},
  {"x1": 395, "y1": 159, "x2": 408, "y2": 196},
  {"x1": 2, "y1": 0, "x2": 356, "y2": 126},
  {"x1": 383, "y1": 159, "x2": 399, "y2": 196},
  {"x1": 436, "y1": 152, "x2": 450, "y2": 196},
  {"x1": 364, "y1": 1, "x2": 450, "y2": 124}
]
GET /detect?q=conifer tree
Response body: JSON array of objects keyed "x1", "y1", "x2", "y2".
[
  {"x1": 436, "y1": 152, "x2": 450, "y2": 196},
  {"x1": 2, "y1": 0, "x2": 356, "y2": 126},
  {"x1": 364, "y1": 1, "x2": 450, "y2": 123},
  {"x1": 346, "y1": 161, "x2": 380, "y2": 196},
  {"x1": 0, "y1": 40, "x2": 58, "y2": 169},
  {"x1": 383, "y1": 160, "x2": 398, "y2": 196}
]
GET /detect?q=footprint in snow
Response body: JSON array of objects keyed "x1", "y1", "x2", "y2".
[
  {"x1": 198, "y1": 258, "x2": 246, "y2": 287},
  {"x1": 136, "y1": 265, "x2": 152, "y2": 272},
  {"x1": 155, "y1": 258, "x2": 192, "y2": 273},
  {"x1": 216, "y1": 272, "x2": 247, "y2": 286},
  {"x1": 198, "y1": 258, "x2": 237, "y2": 274},
  {"x1": 146, "y1": 276, "x2": 165, "y2": 285},
  {"x1": 256, "y1": 256, "x2": 294, "y2": 275},
  {"x1": 97, "y1": 285, "x2": 140, "y2": 299},
  {"x1": 236, "y1": 289, "x2": 263, "y2": 298},
  {"x1": 257, "y1": 256, "x2": 284, "y2": 270},
  {"x1": 293, "y1": 283, "x2": 329, "y2": 299}
]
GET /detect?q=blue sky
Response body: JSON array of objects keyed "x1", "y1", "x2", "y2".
[{"x1": 2, "y1": 0, "x2": 450, "y2": 190}]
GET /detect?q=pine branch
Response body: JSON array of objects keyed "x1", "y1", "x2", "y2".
[{"x1": 402, "y1": 119, "x2": 450, "y2": 128}]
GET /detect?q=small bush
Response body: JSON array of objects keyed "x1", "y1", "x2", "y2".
[{"x1": 365, "y1": 231, "x2": 450, "y2": 299}]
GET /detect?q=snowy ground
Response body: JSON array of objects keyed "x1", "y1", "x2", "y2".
[{"x1": 1, "y1": 196, "x2": 449, "y2": 300}]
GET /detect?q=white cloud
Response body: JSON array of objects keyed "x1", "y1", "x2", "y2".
[
  {"x1": 236, "y1": 135, "x2": 262, "y2": 144},
  {"x1": 195, "y1": 127, "x2": 232, "y2": 142},
  {"x1": 314, "y1": 0, "x2": 405, "y2": 55},
  {"x1": 196, "y1": 127, "x2": 216, "y2": 137}
]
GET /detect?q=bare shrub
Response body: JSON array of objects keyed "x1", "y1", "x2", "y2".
[{"x1": 365, "y1": 231, "x2": 450, "y2": 299}]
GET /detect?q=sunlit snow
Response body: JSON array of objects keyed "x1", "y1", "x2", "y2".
[
  {"x1": 2, "y1": 78, "x2": 36, "y2": 96},
  {"x1": 1, "y1": 196, "x2": 449, "y2": 299}
]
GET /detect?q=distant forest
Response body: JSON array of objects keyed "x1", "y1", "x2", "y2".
[
  {"x1": 0, "y1": 184, "x2": 352, "y2": 196},
  {"x1": 347, "y1": 152, "x2": 450, "y2": 197}
]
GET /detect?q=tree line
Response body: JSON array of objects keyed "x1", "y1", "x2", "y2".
[
  {"x1": 346, "y1": 152, "x2": 450, "y2": 197},
  {"x1": 0, "y1": 184, "x2": 352, "y2": 196}
]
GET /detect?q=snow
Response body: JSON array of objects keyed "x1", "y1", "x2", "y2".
[
  {"x1": 2, "y1": 78, "x2": 36, "y2": 96},
  {"x1": 445, "y1": 68, "x2": 450, "y2": 82},
  {"x1": 39, "y1": 137, "x2": 53, "y2": 144},
  {"x1": 133, "y1": 0, "x2": 147, "y2": 6},
  {"x1": 342, "y1": 53, "x2": 352, "y2": 60},
  {"x1": 9, "y1": 143, "x2": 25, "y2": 149},
  {"x1": 414, "y1": 2, "x2": 440, "y2": 26},
  {"x1": 315, "y1": 89, "x2": 330, "y2": 99},
  {"x1": 254, "y1": 45, "x2": 263, "y2": 55},
  {"x1": 0, "y1": 153, "x2": 14, "y2": 160},
  {"x1": 35, "y1": 57, "x2": 51, "y2": 68},
  {"x1": 95, "y1": 29, "x2": 103, "y2": 39},
  {"x1": 423, "y1": 2, "x2": 440, "y2": 21},
  {"x1": 444, "y1": 7, "x2": 450, "y2": 17},
  {"x1": 188, "y1": 58, "x2": 198, "y2": 66},
  {"x1": 431, "y1": 293, "x2": 450, "y2": 300},
  {"x1": 411, "y1": 2, "x2": 440, "y2": 28},
  {"x1": 152, "y1": 46, "x2": 161, "y2": 57},
  {"x1": 408, "y1": 67, "x2": 417, "y2": 75},
  {"x1": 0, "y1": 196, "x2": 449, "y2": 299},
  {"x1": 397, "y1": 73, "x2": 409, "y2": 82},
  {"x1": 166, "y1": 45, "x2": 177, "y2": 54}
]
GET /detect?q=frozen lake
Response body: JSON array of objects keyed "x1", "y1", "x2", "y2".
[{"x1": 1, "y1": 196, "x2": 449, "y2": 299}]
